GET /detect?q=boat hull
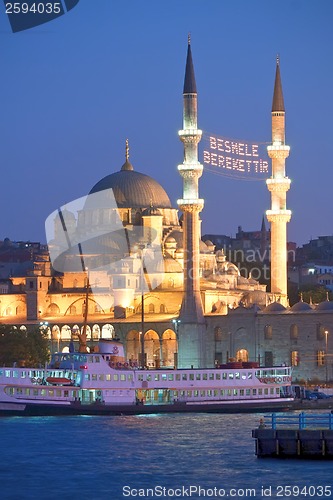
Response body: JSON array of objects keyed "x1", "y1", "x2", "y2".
[{"x1": 0, "y1": 399, "x2": 297, "y2": 417}]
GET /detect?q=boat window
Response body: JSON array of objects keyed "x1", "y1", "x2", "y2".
[
  {"x1": 113, "y1": 375, "x2": 119, "y2": 381},
  {"x1": 0, "y1": 370, "x2": 3, "y2": 377},
  {"x1": 99, "y1": 375, "x2": 104, "y2": 381},
  {"x1": 120, "y1": 375, "x2": 126, "y2": 381},
  {"x1": 128, "y1": 374, "x2": 133, "y2": 381},
  {"x1": 16, "y1": 388, "x2": 23, "y2": 395},
  {"x1": 253, "y1": 389, "x2": 257, "y2": 395},
  {"x1": 207, "y1": 390, "x2": 212, "y2": 396},
  {"x1": 202, "y1": 374, "x2": 207, "y2": 381},
  {"x1": 248, "y1": 373, "x2": 252, "y2": 379},
  {"x1": 5, "y1": 370, "x2": 10, "y2": 377},
  {"x1": 228, "y1": 373, "x2": 234, "y2": 379},
  {"x1": 85, "y1": 374, "x2": 90, "y2": 380},
  {"x1": 258, "y1": 389, "x2": 262, "y2": 395},
  {"x1": 41, "y1": 389, "x2": 46, "y2": 396},
  {"x1": 182, "y1": 374, "x2": 187, "y2": 381},
  {"x1": 220, "y1": 390, "x2": 224, "y2": 396},
  {"x1": 92, "y1": 374, "x2": 97, "y2": 381},
  {"x1": 241, "y1": 374, "x2": 246, "y2": 380},
  {"x1": 222, "y1": 373, "x2": 227, "y2": 380},
  {"x1": 95, "y1": 356, "x2": 100, "y2": 363},
  {"x1": 12, "y1": 370, "x2": 18, "y2": 378},
  {"x1": 187, "y1": 391, "x2": 192, "y2": 397},
  {"x1": 56, "y1": 390, "x2": 61, "y2": 397},
  {"x1": 154, "y1": 374, "x2": 160, "y2": 381},
  {"x1": 173, "y1": 390, "x2": 178, "y2": 397},
  {"x1": 180, "y1": 390, "x2": 185, "y2": 396},
  {"x1": 168, "y1": 374, "x2": 174, "y2": 381},
  {"x1": 194, "y1": 390, "x2": 198, "y2": 397},
  {"x1": 235, "y1": 372, "x2": 240, "y2": 379},
  {"x1": 214, "y1": 390, "x2": 218, "y2": 396},
  {"x1": 48, "y1": 390, "x2": 54, "y2": 396},
  {"x1": 233, "y1": 389, "x2": 238, "y2": 396},
  {"x1": 240, "y1": 389, "x2": 244, "y2": 396},
  {"x1": 25, "y1": 388, "x2": 30, "y2": 395},
  {"x1": 200, "y1": 390, "x2": 205, "y2": 396},
  {"x1": 246, "y1": 389, "x2": 251, "y2": 396},
  {"x1": 21, "y1": 371, "x2": 26, "y2": 378},
  {"x1": 270, "y1": 388, "x2": 274, "y2": 395},
  {"x1": 138, "y1": 375, "x2": 143, "y2": 381},
  {"x1": 276, "y1": 388, "x2": 280, "y2": 395},
  {"x1": 227, "y1": 389, "x2": 232, "y2": 396},
  {"x1": 161, "y1": 374, "x2": 167, "y2": 381},
  {"x1": 264, "y1": 388, "x2": 268, "y2": 395},
  {"x1": 189, "y1": 374, "x2": 194, "y2": 380},
  {"x1": 209, "y1": 373, "x2": 214, "y2": 380},
  {"x1": 106, "y1": 374, "x2": 111, "y2": 381},
  {"x1": 176, "y1": 374, "x2": 180, "y2": 381},
  {"x1": 196, "y1": 374, "x2": 201, "y2": 380},
  {"x1": 146, "y1": 375, "x2": 151, "y2": 381}
]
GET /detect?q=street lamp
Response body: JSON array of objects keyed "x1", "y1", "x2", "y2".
[
  {"x1": 325, "y1": 330, "x2": 329, "y2": 384},
  {"x1": 57, "y1": 331, "x2": 61, "y2": 353}
]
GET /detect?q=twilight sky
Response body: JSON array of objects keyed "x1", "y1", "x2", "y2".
[{"x1": 0, "y1": 0, "x2": 332, "y2": 246}]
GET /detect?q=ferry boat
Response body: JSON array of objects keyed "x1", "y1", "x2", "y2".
[{"x1": 0, "y1": 339, "x2": 294, "y2": 416}]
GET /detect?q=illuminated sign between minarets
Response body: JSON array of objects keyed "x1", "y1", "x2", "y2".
[{"x1": 266, "y1": 57, "x2": 291, "y2": 305}]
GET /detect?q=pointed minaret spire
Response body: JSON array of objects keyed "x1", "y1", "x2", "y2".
[
  {"x1": 183, "y1": 34, "x2": 197, "y2": 94},
  {"x1": 272, "y1": 54, "x2": 285, "y2": 112}
]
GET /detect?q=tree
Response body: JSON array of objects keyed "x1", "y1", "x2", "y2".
[{"x1": 0, "y1": 326, "x2": 50, "y2": 367}]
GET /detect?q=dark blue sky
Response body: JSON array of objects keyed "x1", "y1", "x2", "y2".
[{"x1": 0, "y1": 1, "x2": 332, "y2": 245}]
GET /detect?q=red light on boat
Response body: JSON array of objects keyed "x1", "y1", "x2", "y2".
[{"x1": 79, "y1": 365, "x2": 88, "y2": 370}]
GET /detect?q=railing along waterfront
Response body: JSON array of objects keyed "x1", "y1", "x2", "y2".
[{"x1": 264, "y1": 412, "x2": 333, "y2": 430}]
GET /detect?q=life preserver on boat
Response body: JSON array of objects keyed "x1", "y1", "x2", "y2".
[
  {"x1": 37, "y1": 378, "x2": 42, "y2": 384},
  {"x1": 30, "y1": 377, "x2": 36, "y2": 384},
  {"x1": 276, "y1": 376, "x2": 282, "y2": 383},
  {"x1": 110, "y1": 362, "x2": 115, "y2": 368},
  {"x1": 124, "y1": 362, "x2": 129, "y2": 368},
  {"x1": 117, "y1": 362, "x2": 122, "y2": 368},
  {"x1": 113, "y1": 346, "x2": 119, "y2": 355},
  {"x1": 96, "y1": 390, "x2": 102, "y2": 397}
]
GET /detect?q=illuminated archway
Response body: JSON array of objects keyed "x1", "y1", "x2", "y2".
[
  {"x1": 126, "y1": 330, "x2": 140, "y2": 363},
  {"x1": 162, "y1": 329, "x2": 177, "y2": 367},
  {"x1": 145, "y1": 330, "x2": 160, "y2": 368},
  {"x1": 101, "y1": 324, "x2": 114, "y2": 339},
  {"x1": 61, "y1": 325, "x2": 71, "y2": 340},
  {"x1": 236, "y1": 349, "x2": 248, "y2": 362}
]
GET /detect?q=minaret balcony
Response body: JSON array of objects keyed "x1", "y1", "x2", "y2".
[
  {"x1": 177, "y1": 163, "x2": 203, "y2": 175},
  {"x1": 177, "y1": 199, "x2": 204, "y2": 212},
  {"x1": 179, "y1": 129, "x2": 202, "y2": 137},
  {"x1": 267, "y1": 144, "x2": 290, "y2": 159},
  {"x1": 266, "y1": 209, "x2": 291, "y2": 223},
  {"x1": 266, "y1": 177, "x2": 291, "y2": 192}
]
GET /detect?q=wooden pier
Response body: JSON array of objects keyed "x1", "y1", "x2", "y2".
[{"x1": 252, "y1": 413, "x2": 333, "y2": 459}]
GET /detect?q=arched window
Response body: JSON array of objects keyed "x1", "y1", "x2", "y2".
[
  {"x1": 148, "y1": 303, "x2": 155, "y2": 313},
  {"x1": 264, "y1": 325, "x2": 272, "y2": 340},
  {"x1": 290, "y1": 324, "x2": 298, "y2": 340},
  {"x1": 160, "y1": 304, "x2": 166, "y2": 313}
]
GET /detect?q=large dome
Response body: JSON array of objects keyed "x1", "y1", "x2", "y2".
[{"x1": 89, "y1": 159, "x2": 172, "y2": 209}]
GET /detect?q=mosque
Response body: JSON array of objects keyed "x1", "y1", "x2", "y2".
[{"x1": 1, "y1": 40, "x2": 333, "y2": 383}]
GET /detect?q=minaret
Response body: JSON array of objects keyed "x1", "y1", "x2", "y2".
[
  {"x1": 266, "y1": 56, "x2": 291, "y2": 305},
  {"x1": 177, "y1": 36, "x2": 206, "y2": 368}
]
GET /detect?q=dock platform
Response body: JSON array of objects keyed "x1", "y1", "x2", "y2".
[{"x1": 252, "y1": 413, "x2": 333, "y2": 459}]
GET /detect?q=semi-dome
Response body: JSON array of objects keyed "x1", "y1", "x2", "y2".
[{"x1": 89, "y1": 167, "x2": 172, "y2": 209}]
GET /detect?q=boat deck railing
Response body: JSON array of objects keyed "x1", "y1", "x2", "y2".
[{"x1": 263, "y1": 412, "x2": 333, "y2": 430}]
